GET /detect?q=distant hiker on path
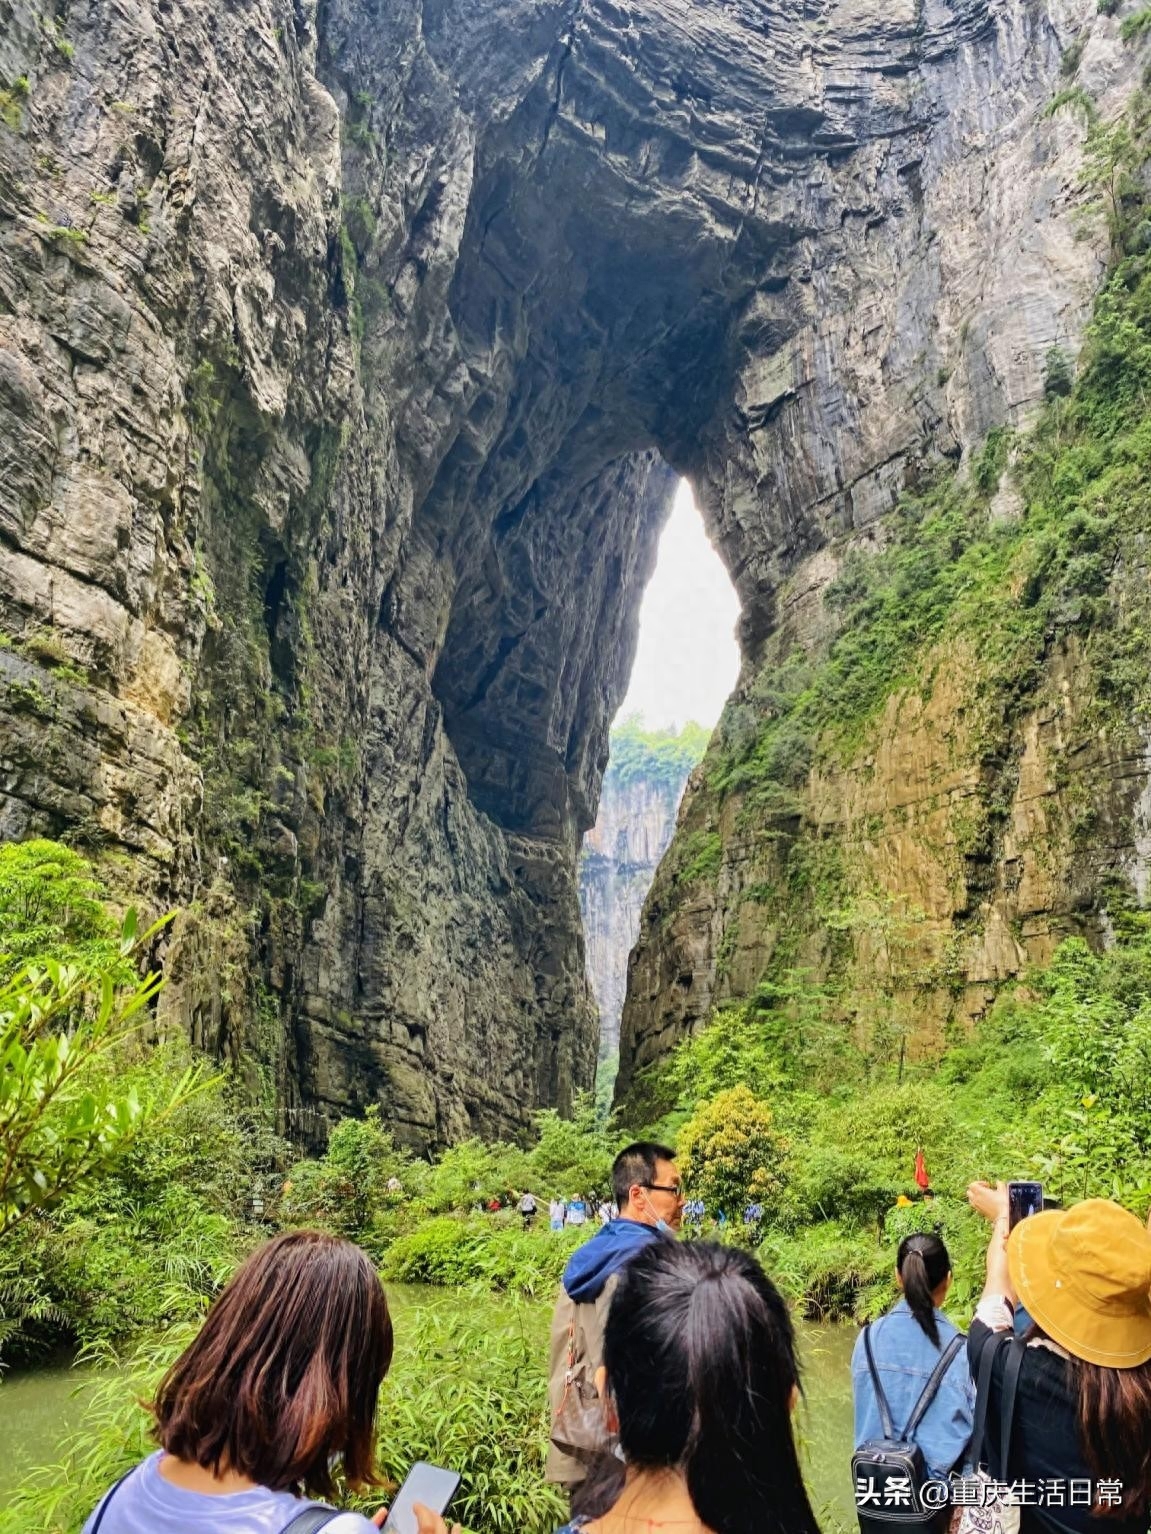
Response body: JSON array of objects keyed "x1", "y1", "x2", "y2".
[
  {"x1": 546, "y1": 1141, "x2": 683, "y2": 1506},
  {"x1": 519, "y1": 1191, "x2": 538, "y2": 1229},
  {"x1": 565, "y1": 1196, "x2": 587, "y2": 1226},
  {"x1": 550, "y1": 1197, "x2": 566, "y2": 1231}
]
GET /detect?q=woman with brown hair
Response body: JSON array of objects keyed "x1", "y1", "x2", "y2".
[
  {"x1": 82, "y1": 1230, "x2": 461, "y2": 1534},
  {"x1": 966, "y1": 1184, "x2": 1151, "y2": 1534}
]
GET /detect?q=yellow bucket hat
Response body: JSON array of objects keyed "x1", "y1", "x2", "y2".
[{"x1": 1007, "y1": 1198, "x2": 1151, "y2": 1368}]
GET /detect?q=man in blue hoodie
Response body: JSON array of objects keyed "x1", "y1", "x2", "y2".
[{"x1": 545, "y1": 1141, "x2": 682, "y2": 1498}]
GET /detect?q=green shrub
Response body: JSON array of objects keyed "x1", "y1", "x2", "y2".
[
  {"x1": 0, "y1": 1040, "x2": 274, "y2": 1362},
  {"x1": 1043, "y1": 344, "x2": 1074, "y2": 397},
  {"x1": 380, "y1": 1217, "x2": 585, "y2": 1297},
  {"x1": 758, "y1": 1221, "x2": 891, "y2": 1320},
  {"x1": 366, "y1": 1305, "x2": 567, "y2": 1534},
  {"x1": 0, "y1": 839, "x2": 129, "y2": 982},
  {"x1": 283, "y1": 1107, "x2": 415, "y2": 1244},
  {"x1": 678, "y1": 1085, "x2": 787, "y2": 1216}
]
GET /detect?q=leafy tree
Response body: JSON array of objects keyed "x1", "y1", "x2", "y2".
[
  {"x1": 282, "y1": 1107, "x2": 415, "y2": 1239},
  {"x1": 678, "y1": 1085, "x2": 787, "y2": 1216},
  {"x1": 605, "y1": 716, "x2": 710, "y2": 793},
  {"x1": 0, "y1": 913, "x2": 204, "y2": 1240},
  {"x1": 417, "y1": 1137, "x2": 531, "y2": 1216},
  {"x1": 527, "y1": 1097, "x2": 613, "y2": 1199},
  {"x1": 0, "y1": 840, "x2": 129, "y2": 982}
]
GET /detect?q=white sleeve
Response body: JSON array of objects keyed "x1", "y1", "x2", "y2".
[
  {"x1": 325, "y1": 1513, "x2": 381, "y2": 1532},
  {"x1": 975, "y1": 1294, "x2": 1013, "y2": 1332}
]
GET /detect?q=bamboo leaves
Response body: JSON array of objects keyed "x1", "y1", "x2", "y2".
[{"x1": 0, "y1": 912, "x2": 208, "y2": 1240}]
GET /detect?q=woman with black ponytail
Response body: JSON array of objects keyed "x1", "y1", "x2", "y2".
[
  {"x1": 556, "y1": 1240, "x2": 820, "y2": 1534},
  {"x1": 851, "y1": 1234, "x2": 974, "y2": 1533}
]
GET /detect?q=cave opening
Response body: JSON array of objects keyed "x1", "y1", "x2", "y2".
[
  {"x1": 615, "y1": 479, "x2": 742, "y2": 735},
  {"x1": 579, "y1": 478, "x2": 741, "y2": 1101}
]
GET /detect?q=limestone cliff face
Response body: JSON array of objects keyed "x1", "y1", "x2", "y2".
[
  {"x1": 579, "y1": 743, "x2": 697, "y2": 1060},
  {"x1": 1, "y1": 0, "x2": 1148, "y2": 1141}
]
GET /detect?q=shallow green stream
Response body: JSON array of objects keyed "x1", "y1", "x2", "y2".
[{"x1": 0, "y1": 1289, "x2": 858, "y2": 1525}]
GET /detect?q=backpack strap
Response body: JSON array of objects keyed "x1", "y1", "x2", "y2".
[
  {"x1": 998, "y1": 1335, "x2": 1025, "y2": 1481},
  {"x1": 89, "y1": 1470, "x2": 134, "y2": 1534},
  {"x1": 969, "y1": 1326, "x2": 1012, "y2": 1470},
  {"x1": 902, "y1": 1333, "x2": 965, "y2": 1440},
  {"x1": 861, "y1": 1322, "x2": 898, "y2": 1441},
  {"x1": 278, "y1": 1507, "x2": 340, "y2": 1534}
]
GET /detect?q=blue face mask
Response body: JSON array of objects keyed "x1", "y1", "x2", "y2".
[
  {"x1": 1013, "y1": 1302, "x2": 1032, "y2": 1339},
  {"x1": 640, "y1": 1190, "x2": 676, "y2": 1238}
]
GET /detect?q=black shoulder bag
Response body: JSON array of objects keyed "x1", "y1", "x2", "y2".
[
  {"x1": 851, "y1": 1322, "x2": 966, "y2": 1522},
  {"x1": 951, "y1": 1327, "x2": 1027, "y2": 1534}
]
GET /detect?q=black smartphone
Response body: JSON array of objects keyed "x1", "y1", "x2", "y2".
[
  {"x1": 1007, "y1": 1180, "x2": 1044, "y2": 1229},
  {"x1": 386, "y1": 1461, "x2": 461, "y2": 1534}
]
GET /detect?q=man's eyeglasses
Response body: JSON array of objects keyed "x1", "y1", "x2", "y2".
[{"x1": 644, "y1": 1182, "x2": 684, "y2": 1199}]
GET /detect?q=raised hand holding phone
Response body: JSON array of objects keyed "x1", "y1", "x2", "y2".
[
  {"x1": 965, "y1": 1178, "x2": 1009, "y2": 1223},
  {"x1": 1007, "y1": 1180, "x2": 1043, "y2": 1228}
]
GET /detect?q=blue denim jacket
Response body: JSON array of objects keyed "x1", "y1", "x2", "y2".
[{"x1": 851, "y1": 1299, "x2": 975, "y2": 1479}]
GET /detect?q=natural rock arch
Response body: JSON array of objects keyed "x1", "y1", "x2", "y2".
[{"x1": 0, "y1": 0, "x2": 1136, "y2": 1143}]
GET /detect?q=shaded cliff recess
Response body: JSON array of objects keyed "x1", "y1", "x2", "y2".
[{"x1": 2, "y1": 0, "x2": 1151, "y2": 1142}]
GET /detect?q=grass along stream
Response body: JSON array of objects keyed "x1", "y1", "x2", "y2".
[{"x1": 0, "y1": 1287, "x2": 858, "y2": 1528}]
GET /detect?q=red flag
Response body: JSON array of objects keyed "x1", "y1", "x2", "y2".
[{"x1": 914, "y1": 1148, "x2": 930, "y2": 1191}]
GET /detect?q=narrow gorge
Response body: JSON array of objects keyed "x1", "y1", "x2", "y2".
[
  {"x1": 579, "y1": 720, "x2": 706, "y2": 1066},
  {"x1": 3, "y1": 0, "x2": 1151, "y2": 1145}
]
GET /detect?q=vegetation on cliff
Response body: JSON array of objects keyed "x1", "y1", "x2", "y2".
[
  {"x1": 617, "y1": 105, "x2": 1151, "y2": 1322},
  {"x1": 604, "y1": 716, "x2": 710, "y2": 793},
  {"x1": 628, "y1": 915, "x2": 1151, "y2": 1320},
  {"x1": 650, "y1": 82, "x2": 1151, "y2": 1061}
]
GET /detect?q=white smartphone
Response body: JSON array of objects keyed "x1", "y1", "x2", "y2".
[{"x1": 385, "y1": 1461, "x2": 461, "y2": 1534}]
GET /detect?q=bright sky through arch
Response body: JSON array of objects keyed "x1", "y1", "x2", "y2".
[{"x1": 616, "y1": 479, "x2": 741, "y2": 732}]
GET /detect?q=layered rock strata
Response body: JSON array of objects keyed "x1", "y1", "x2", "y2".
[
  {"x1": 580, "y1": 743, "x2": 699, "y2": 1061},
  {"x1": 1, "y1": 0, "x2": 1147, "y2": 1139}
]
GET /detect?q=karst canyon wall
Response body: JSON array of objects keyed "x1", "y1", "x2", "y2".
[
  {"x1": 579, "y1": 727, "x2": 703, "y2": 1061},
  {"x1": 2, "y1": 0, "x2": 1150, "y2": 1142}
]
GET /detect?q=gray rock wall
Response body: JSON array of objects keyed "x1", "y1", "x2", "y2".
[
  {"x1": 580, "y1": 762, "x2": 693, "y2": 1061},
  {"x1": 1, "y1": 0, "x2": 1145, "y2": 1142}
]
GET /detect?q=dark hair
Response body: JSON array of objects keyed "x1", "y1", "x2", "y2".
[
  {"x1": 612, "y1": 1141, "x2": 676, "y2": 1208},
  {"x1": 1077, "y1": 1357, "x2": 1151, "y2": 1519},
  {"x1": 153, "y1": 1230, "x2": 393, "y2": 1496},
  {"x1": 597, "y1": 1240, "x2": 820, "y2": 1534},
  {"x1": 896, "y1": 1233, "x2": 950, "y2": 1348}
]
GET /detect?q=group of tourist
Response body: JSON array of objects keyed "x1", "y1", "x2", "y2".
[
  {"x1": 542, "y1": 1195, "x2": 618, "y2": 1230},
  {"x1": 82, "y1": 1141, "x2": 1151, "y2": 1534},
  {"x1": 485, "y1": 1191, "x2": 619, "y2": 1231}
]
